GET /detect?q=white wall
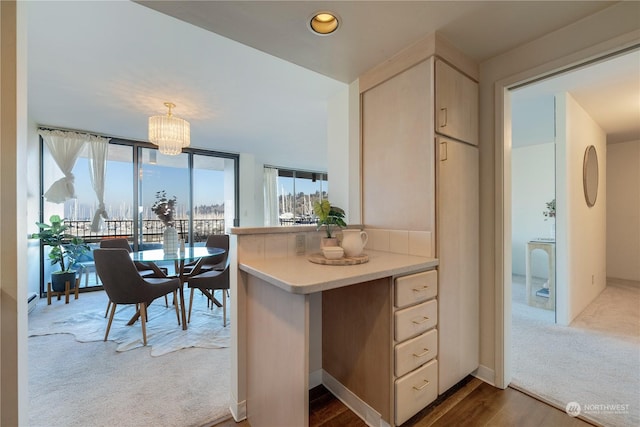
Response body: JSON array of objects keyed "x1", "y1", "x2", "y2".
[
  {"x1": 327, "y1": 80, "x2": 360, "y2": 224},
  {"x1": 511, "y1": 143, "x2": 555, "y2": 277},
  {"x1": 555, "y1": 92, "x2": 607, "y2": 325},
  {"x1": 239, "y1": 80, "x2": 355, "y2": 230},
  {"x1": 238, "y1": 153, "x2": 263, "y2": 227},
  {"x1": 327, "y1": 85, "x2": 349, "y2": 216},
  {"x1": 606, "y1": 140, "x2": 640, "y2": 281}
]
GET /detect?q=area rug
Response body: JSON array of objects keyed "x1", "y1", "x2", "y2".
[
  {"x1": 28, "y1": 289, "x2": 230, "y2": 356},
  {"x1": 28, "y1": 290, "x2": 232, "y2": 427},
  {"x1": 511, "y1": 277, "x2": 640, "y2": 427}
]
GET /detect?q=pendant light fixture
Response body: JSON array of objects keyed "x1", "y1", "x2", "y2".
[{"x1": 148, "y1": 102, "x2": 190, "y2": 155}]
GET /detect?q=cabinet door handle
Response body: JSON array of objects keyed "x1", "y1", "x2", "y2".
[
  {"x1": 440, "y1": 141, "x2": 447, "y2": 161},
  {"x1": 412, "y1": 285, "x2": 429, "y2": 292},
  {"x1": 439, "y1": 107, "x2": 448, "y2": 128},
  {"x1": 413, "y1": 379, "x2": 430, "y2": 391},
  {"x1": 413, "y1": 348, "x2": 430, "y2": 358},
  {"x1": 412, "y1": 316, "x2": 430, "y2": 324}
]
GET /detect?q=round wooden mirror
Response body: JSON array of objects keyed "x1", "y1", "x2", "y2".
[{"x1": 583, "y1": 145, "x2": 598, "y2": 207}]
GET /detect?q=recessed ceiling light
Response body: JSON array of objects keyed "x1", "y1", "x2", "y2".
[{"x1": 308, "y1": 11, "x2": 340, "y2": 36}]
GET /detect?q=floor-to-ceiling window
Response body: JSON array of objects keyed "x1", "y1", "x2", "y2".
[
  {"x1": 192, "y1": 153, "x2": 235, "y2": 241},
  {"x1": 39, "y1": 134, "x2": 239, "y2": 294},
  {"x1": 139, "y1": 147, "x2": 190, "y2": 247}
]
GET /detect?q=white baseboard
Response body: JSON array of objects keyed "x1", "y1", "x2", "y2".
[
  {"x1": 472, "y1": 364, "x2": 495, "y2": 386},
  {"x1": 27, "y1": 292, "x2": 38, "y2": 314},
  {"x1": 309, "y1": 369, "x2": 323, "y2": 389},
  {"x1": 322, "y1": 370, "x2": 387, "y2": 427},
  {"x1": 229, "y1": 391, "x2": 246, "y2": 422}
]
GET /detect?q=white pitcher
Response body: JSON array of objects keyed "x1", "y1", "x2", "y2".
[{"x1": 341, "y1": 229, "x2": 369, "y2": 257}]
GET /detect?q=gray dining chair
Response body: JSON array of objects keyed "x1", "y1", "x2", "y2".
[
  {"x1": 99, "y1": 238, "x2": 171, "y2": 317},
  {"x1": 94, "y1": 248, "x2": 181, "y2": 346},
  {"x1": 184, "y1": 245, "x2": 230, "y2": 327},
  {"x1": 182, "y1": 234, "x2": 229, "y2": 275},
  {"x1": 99, "y1": 238, "x2": 168, "y2": 277}
]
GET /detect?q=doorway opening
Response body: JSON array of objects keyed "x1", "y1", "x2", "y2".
[{"x1": 504, "y1": 47, "x2": 640, "y2": 427}]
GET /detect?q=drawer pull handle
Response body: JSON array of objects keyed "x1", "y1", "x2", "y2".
[
  {"x1": 412, "y1": 285, "x2": 429, "y2": 292},
  {"x1": 412, "y1": 316, "x2": 430, "y2": 324},
  {"x1": 413, "y1": 379, "x2": 430, "y2": 391},
  {"x1": 413, "y1": 348, "x2": 430, "y2": 358}
]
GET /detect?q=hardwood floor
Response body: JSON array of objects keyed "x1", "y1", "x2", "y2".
[{"x1": 212, "y1": 377, "x2": 595, "y2": 427}]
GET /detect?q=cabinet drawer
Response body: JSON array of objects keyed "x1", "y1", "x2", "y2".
[
  {"x1": 395, "y1": 359, "x2": 438, "y2": 426},
  {"x1": 395, "y1": 270, "x2": 437, "y2": 308},
  {"x1": 395, "y1": 329, "x2": 438, "y2": 377},
  {"x1": 395, "y1": 299, "x2": 437, "y2": 342}
]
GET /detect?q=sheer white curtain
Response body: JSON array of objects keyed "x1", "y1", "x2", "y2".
[
  {"x1": 39, "y1": 129, "x2": 87, "y2": 203},
  {"x1": 263, "y1": 167, "x2": 280, "y2": 227},
  {"x1": 88, "y1": 136, "x2": 110, "y2": 231}
]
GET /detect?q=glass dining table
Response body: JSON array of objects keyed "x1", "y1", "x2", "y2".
[{"x1": 130, "y1": 246, "x2": 226, "y2": 330}]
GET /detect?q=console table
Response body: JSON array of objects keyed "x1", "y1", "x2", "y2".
[{"x1": 525, "y1": 239, "x2": 555, "y2": 310}]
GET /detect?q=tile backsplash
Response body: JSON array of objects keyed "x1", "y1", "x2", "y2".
[
  {"x1": 236, "y1": 227, "x2": 433, "y2": 261},
  {"x1": 365, "y1": 228, "x2": 433, "y2": 258}
]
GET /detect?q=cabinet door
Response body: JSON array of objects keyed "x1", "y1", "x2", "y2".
[
  {"x1": 435, "y1": 60, "x2": 478, "y2": 145},
  {"x1": 436, "y1": 137, "x2": 479, "y2": 394},
  {"x1": 362, "y1": 58, "x2": 435, "y2": 232}
]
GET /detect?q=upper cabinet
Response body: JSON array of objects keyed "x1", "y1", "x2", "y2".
[
  {"x1": 361, "y1": 58, "x2": 436, "y2": 233},
  {"x1": 435, "y1": 59, "x2": 479, "y2": 146}
]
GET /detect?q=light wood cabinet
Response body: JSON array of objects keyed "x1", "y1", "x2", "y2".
[
  {"x1": 323, "y1": 278, "x2": 392, "y2": 422},
  {"x1": 392, "y1": 271, "x2": 438, "y2": 425},
  {"x1": 360, "y1": 48, "x2": 479, "y2": 420},
  {"x1": 394, "y1": 359, "x2": 438, "y2": 425},
  {"x1": 361, "y1": 58, "x2": 435, "y2": 233},
  {"x1": 322, "y1": 268, "x2": 438, "y2": 427},
  {"x1": 435, "y1": 59, "x2": 479, "y2": 145},
  {"x1": 436, "y1": 136, "x2": 479, "y2": 394}
]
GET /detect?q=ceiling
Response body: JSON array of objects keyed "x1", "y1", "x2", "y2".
[
  {"x1": 512, "y1": 49, "x2": 640, "y2": 146},
  {"x1": 26, "y1": 1, "x2": 638, "y2": 172}
]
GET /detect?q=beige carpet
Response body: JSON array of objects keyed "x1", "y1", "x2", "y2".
[
  {"x1": 511, "y1": 276, "x2": 640, "y2": 427},
  {"x1": 28, "y1": 289, "x2": 231, "y2": 427}
]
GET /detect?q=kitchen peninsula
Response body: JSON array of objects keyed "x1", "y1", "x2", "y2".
[{"x1": 233, "y1": 226, "x2": 438, "y2": 427}]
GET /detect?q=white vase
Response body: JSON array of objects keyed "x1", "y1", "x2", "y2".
[{"x1": 163, "y1": 226, "x2": 179, "y2": 254}]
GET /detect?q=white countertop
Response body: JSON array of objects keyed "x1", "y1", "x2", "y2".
[{"x1": 239, "y1": 250, "x2": 438, "y2": 294}]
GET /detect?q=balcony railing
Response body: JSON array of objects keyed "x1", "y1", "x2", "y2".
[
  {"x1": 65, "y1": 219, "x2": 225, "y2": 243},
  {"x1": 278, "y1": 217, "x2": 318, "y2": 226}
]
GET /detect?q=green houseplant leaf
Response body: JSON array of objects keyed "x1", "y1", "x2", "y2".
[
  {"x1": 313, "y1": 200, "x2": 346, "y2": 238},
  {"x1": 32, "y1": 214, "x2": 90, "y2": 273}
]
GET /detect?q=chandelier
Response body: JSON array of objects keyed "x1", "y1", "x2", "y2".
[{"x1": 148, "y1": 102, "x2": 190, "y2": 155}]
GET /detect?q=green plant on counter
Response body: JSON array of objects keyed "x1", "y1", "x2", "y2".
[{"x1": 313, "y1": 200, "x2": 346, "y2": 238}]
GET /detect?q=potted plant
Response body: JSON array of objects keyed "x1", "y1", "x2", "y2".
[
  {"x1": 313, "y1": 200, "x2": 346, "y2": 247},
  {"x1": 32, "y1": 214, "x2": 90, "y2": 292}
]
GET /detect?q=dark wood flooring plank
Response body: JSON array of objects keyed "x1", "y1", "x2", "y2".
[
  {"x1": 213, "y1": 378, "x2": 596, "y2": 427},
  {"x1": 309, "y1": 393, "x2": 350, "y2": 426},
  {"x1": 429, "y1": 382, "x2": 514, "y2": 427},
  {"x1": 315, "y1": 406, "x2": 368, "y2": 427},
  {"x1": 404, "y1": 377, "x2": 484, "y2": 427}
]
